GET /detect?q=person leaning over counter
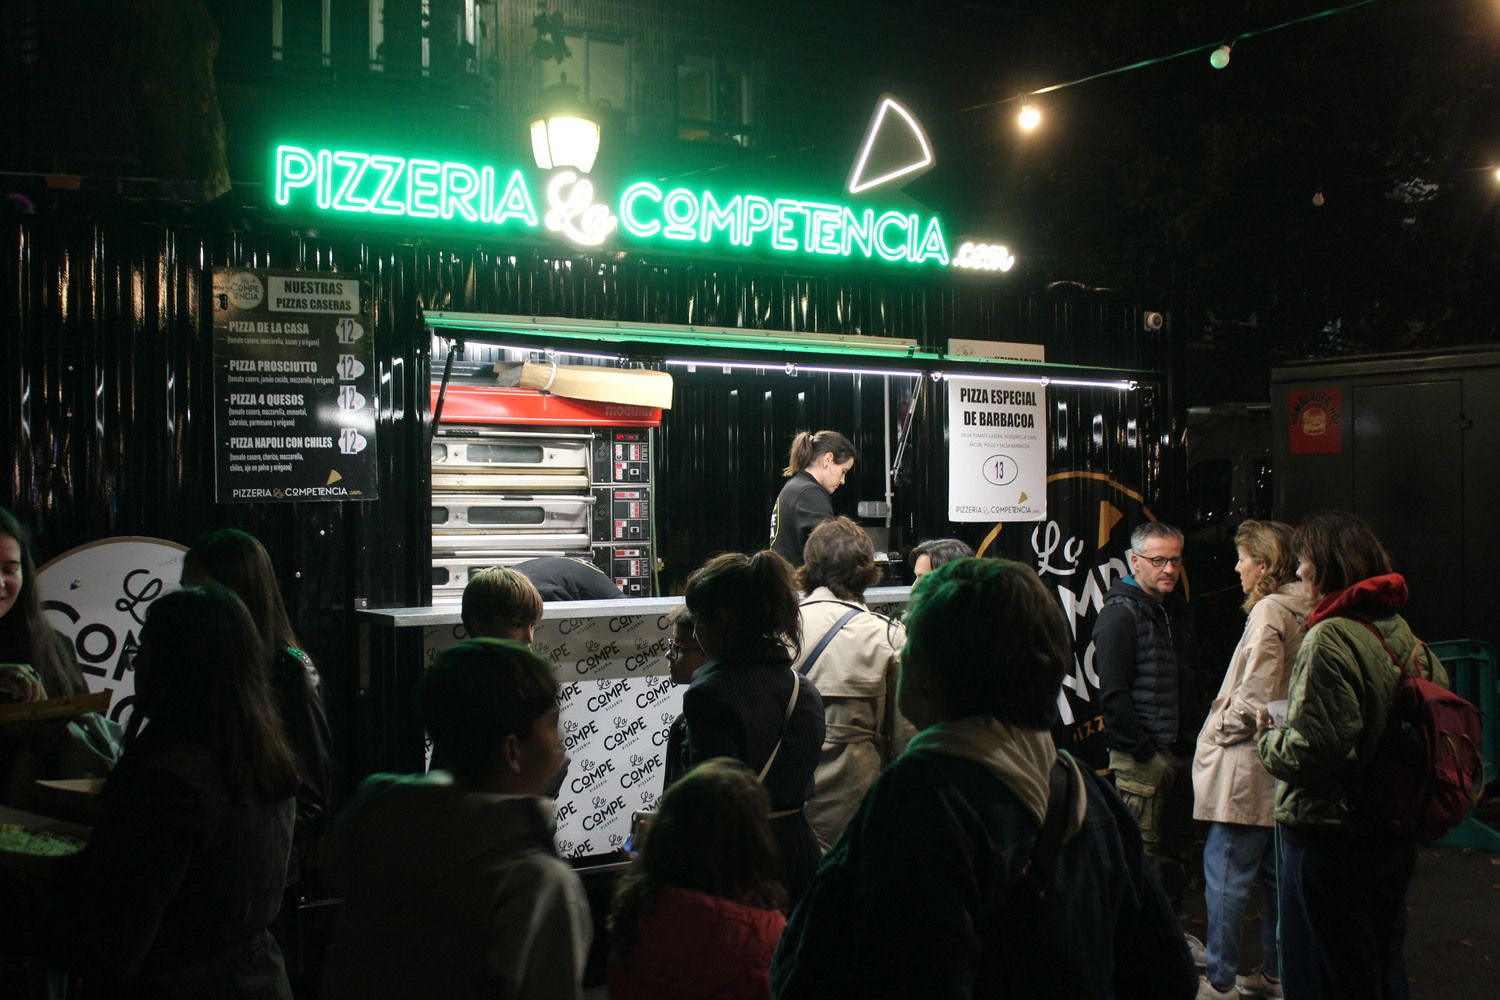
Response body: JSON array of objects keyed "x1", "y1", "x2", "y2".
[
  {"x1": 513, "y1": 556, "x2": 624, "y2": 602},
  {"x1": 768, "y1": 430, "x2": 856, "y2": 568}
]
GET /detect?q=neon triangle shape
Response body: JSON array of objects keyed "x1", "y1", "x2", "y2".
[{"x1": 847, "y1": 96, "x2": 935, "y2": 195}]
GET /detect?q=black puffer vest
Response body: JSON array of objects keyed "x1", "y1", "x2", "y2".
[{"x1": 1101, "y1": 581, "x2": 1194, "y2": 751}]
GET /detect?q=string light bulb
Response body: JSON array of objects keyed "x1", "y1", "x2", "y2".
[
  {"x1": 1493, "y1": 167, "x2": 1500, "y2": 184},
  {"x1": 1312, "y1": 188, "x2": 1326, "y2": 207},
  {"x1": 1210, "y1": 44, "x2": 1233, "y2": 70},
  {"x1": 1017, "y1": 100, "x2": 1041, "y2": 132}
]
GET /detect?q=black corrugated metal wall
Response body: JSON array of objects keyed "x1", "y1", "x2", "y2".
[{"x1": 2, "y1": 195, "x2": 1173, "y2": 781}]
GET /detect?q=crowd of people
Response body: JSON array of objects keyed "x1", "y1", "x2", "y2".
[{"x1": 0, "y1": 464, "x2": 1455, "y2": 1000}]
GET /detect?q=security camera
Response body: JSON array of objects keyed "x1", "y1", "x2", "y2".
[{"x1": 1143, "y1": 311, "x2": 1165, "y2": 332}]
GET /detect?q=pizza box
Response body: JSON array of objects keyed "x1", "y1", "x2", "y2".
[
  {"x1": 509, "y1": 361, "x2": 675, "y2": 410},
  {"x1": 0, "y1": 689, "x2": 112, "y2": 726}
]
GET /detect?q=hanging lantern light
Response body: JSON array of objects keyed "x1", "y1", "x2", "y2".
[
  {"x1": 1017, "y1": 100, "x2": 1041, "y2": 132},
  {"x1": 529, "y1": 80, "x2": 602, "y2": 174}
]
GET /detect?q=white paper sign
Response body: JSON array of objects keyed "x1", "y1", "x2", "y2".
[
  {"x1": 947, "y1": 377, "x2": 1047, "y2": 522},
  {"x1": 37, "y1": 537, "x2": 188, "y2": 727},
  {"x1": 948, "y1": 338, "x2": 1045, "y2": 362}
]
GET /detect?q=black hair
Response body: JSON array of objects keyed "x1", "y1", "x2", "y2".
[
  {"x1": 1293, "y1": 510, "x2": 1393, "y2": 598},
  {"x1": 184, "y1": 528, "x2": 301, "y2": 653},
  {"x1": 782, "y1": 430, "x2": 857, "y2": 477},
  {"x1": 684, "y1": 550, "x2": 801, "y2": 656},
  {"x1": 419, "y1": 638, "x2": 558, "y2": 786},
  {"x1": 910, "y1": 537, "x2": 975, "y2": 573},
  {"x1": 0, "y1": 508, "x2": 86, "y2": 698},
  {"x1": 609, "y1": 758, "x2": 785, "y2": 961},
  {"x1": 134, "y1": 586, "x2": 300, "y2": 802}
]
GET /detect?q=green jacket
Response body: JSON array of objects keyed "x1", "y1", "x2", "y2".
[{"x1": 1256, "y1": 611, "x2": 1446, "y2": 830}]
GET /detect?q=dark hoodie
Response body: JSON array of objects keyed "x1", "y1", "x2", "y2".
[
  {"x1": 319, "y1": 772, "x2": 592, "y2": 1000},
  {"x1": 1094, "y1": 576, "x2": 1199, "y2": 759}
]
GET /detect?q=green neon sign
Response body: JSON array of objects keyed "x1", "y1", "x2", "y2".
[{"x1": 272, "y1": 143, "x2": 972, "y2": 270}]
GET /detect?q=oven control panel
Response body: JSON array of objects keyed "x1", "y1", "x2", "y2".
[
  {"x1": 593, "y1": 544, "x2": 652, "y2": 598},
  {"x1": 593, "y1": 429, "x2": 650, "y2": 484},
  {"x1": 592, "y1": 486, "x2": 650, "y2": 542}
]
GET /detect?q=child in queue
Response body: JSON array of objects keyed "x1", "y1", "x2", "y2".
[
  {"x1": 462, "y1": 566, "x2": 544, "y2": 642},
  {"x1": 320, "y1": 638, "x2": 591, "y2": 1000},
  {"x1": 608, "y1": 758, "x2": 787, "y2": 1000}
]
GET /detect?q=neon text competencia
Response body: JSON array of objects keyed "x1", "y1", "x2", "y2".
[{"x1": 273, "y1": 144, "x2": 982, "y2": 270}]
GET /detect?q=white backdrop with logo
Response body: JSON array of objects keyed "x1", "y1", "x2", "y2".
[
  {"x1": 424, "y1": 610, "x2": 684, "y2": 860},
  {"x1": 37, "y1": 536, "x2": 188, "y2": 727}
]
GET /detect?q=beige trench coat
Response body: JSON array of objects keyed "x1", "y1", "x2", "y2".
[
  {"x1": 793, "y1": 587, "x2": 914, "y2": 851},
  {"x1": 1191, "y1": 584, "x2": 1312, "y2": 826}
]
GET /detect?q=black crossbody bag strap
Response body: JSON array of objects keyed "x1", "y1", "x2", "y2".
[
  {"x1": 798, "y1": 608, "x2": 862, "y2": 677},
  {"x1": 1016, "y1": 756, "x2": 1077, "y2": 899}
]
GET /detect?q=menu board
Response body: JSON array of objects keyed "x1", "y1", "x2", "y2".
[
  {"x1": 946, "y1": 376, "x2": 1047, "y2": 522},
  {"x1": 212, "y1": 269, "x2": 378, "y2": 502}
]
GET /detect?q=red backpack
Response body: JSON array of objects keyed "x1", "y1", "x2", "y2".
[{"x1": 1347, "y1": 618, "x2": 1486, "y2": 843}]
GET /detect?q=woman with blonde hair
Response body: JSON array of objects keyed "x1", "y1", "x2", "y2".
[{"x1": 1192, "y1": 520, "x2": 1309, "y2": 1000}]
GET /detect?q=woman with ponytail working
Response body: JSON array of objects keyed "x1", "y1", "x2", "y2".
[{"x1": 768, "y1": 431, "x2": 856, "y2": 567}]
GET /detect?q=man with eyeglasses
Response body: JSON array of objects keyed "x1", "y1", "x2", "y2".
[{"x1": 1094, "y1": 522, "x2": 1202, "y2": 964}]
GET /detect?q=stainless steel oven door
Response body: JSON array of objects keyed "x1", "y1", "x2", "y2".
[
  {"x1": 431, "y1": 430, "x2": 592, "y2": 473},
  {"x1": 431, "y1": 494, "x2": 594, "y2": 534},
  {"x1": 429, "y1": 471, "x2": 591, "y2": 492},
  {"x1": 430, "y1": 531, "x2": 592, "y2": 554}
]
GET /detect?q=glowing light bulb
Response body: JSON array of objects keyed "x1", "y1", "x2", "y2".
[
  {"x1": 1017, "y1": 104, "x2": 1041, "y2": 131},
  {"x1": 1312, "y1": 189, "x2": 1326, "y2": 207},
  {"x1": 1210, "y1": 45, "x2": 1232, "y2": 70},
  {"x1": 1494, "y1": 167, "x2": 1500, "y2": 184}
]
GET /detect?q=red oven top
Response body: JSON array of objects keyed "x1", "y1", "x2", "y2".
[{"x1": 431, "y1": 385, "x2": 662, "y2": 427}]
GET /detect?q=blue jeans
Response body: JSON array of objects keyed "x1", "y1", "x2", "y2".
[
  {"x1": 1279, "y1": 826, "x2": 1416, "y2": 1000},
  {"x1": 1202, "y1": 822, "x2": 1279, "y2": 989}
]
